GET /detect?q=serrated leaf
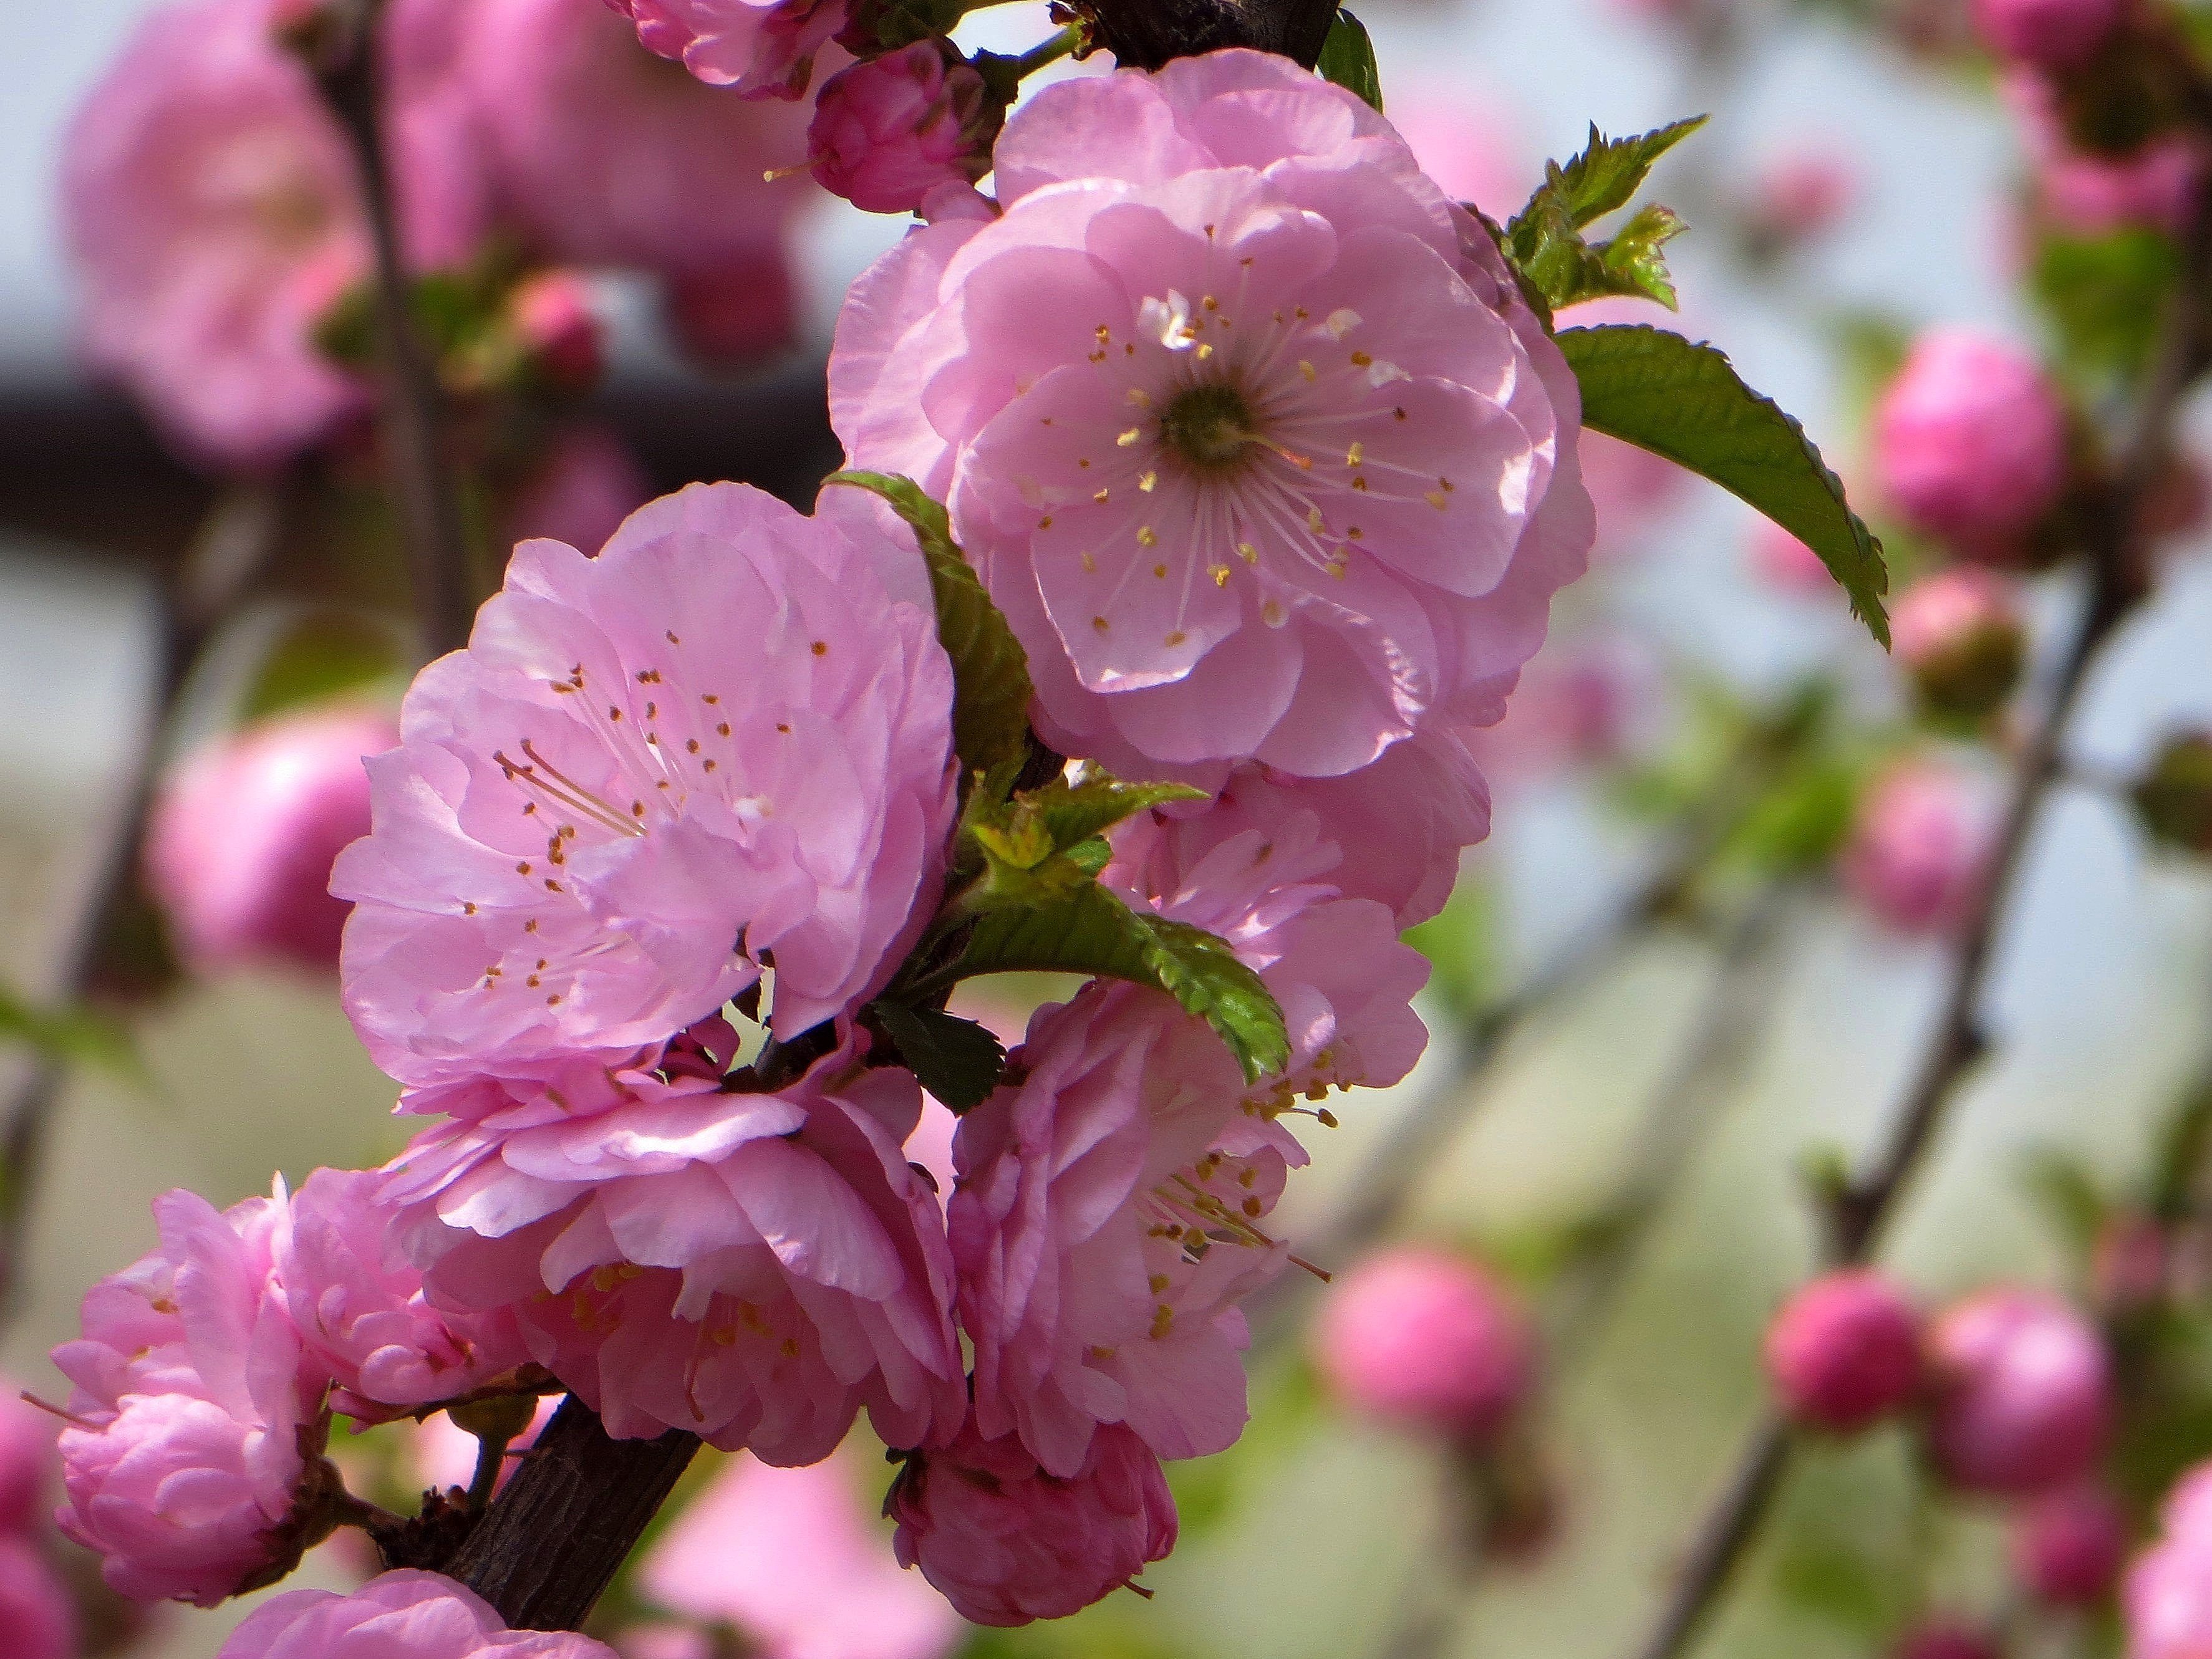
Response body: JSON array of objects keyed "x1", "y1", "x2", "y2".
[
  {"x1": 1023, "y1": 777, "x2": 1205, "y2": 855},
  {"x1": 824, "y1": 471, "x2": 1035, "y2": 778},
  {"x1": 1598, "y1": 202, "x2": 1688, "y2": 307},
  {"x1": 1316, "y1": 10, "x2": 1383, "y2": 112},
  {"x1": 947, "y1": 885, "x2": 1288, "y2": 1083},
  {"x1": 1557, "y1": 324, "x2": 1890, "y2": 645},
  {"x1": 1502, "y1": 121, "x2": 1702, "y2": 314},
  {"x1": 1532, "y1": 118, "x2": 1708, "y2": 231},
  {"x1": 870, "y1": 1003, "x2": 1006, "y2": 1112}
]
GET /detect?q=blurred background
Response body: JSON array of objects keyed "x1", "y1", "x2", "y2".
[{"x1": 7, "y1": 0, "x2": 2212, "y2": 1656}]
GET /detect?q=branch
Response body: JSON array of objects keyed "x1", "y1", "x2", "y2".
[{"x1": 1081, "y1": 0, "x2": 1338, "y2": 70}]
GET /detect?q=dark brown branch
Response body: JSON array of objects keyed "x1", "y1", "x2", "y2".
[{"x1": 1081, "y1": 0, "x2": 1338, "y2": 70}]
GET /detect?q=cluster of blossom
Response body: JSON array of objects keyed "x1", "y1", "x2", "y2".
[{"x1": 51, "y1": 24, "x2": 1599, "y2": 1645}]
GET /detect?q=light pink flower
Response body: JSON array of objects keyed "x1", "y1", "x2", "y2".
[
  {"x1": 386, "y1": 1054, "x2": 964, "y2": 1462},
  {"x1": 1762, "y1": 1270, "x2": 1921, "y2": 1434},
  {"x1": 465, "y1": 0, "x2": 811, "y2": 281},
  {"x1": 221, "y1": 1569, "x2": 616, "y2": 1657},
  {"x1": 1841, "y1": 761, "x2": 1999, "y2": 938},
  {"x1": 1872, "y1": 330, "x2": 2069, "y2": 560},
  {"x1": 831, "y1": 50, "x2": 1594, "y2": 781},
  {"x1": 1311, "y1": 1246, "x2": 1533, "y2": 1441},
  {"x1": 503, "y1": 427, "x2": 654, "y2": 557},
  {"x1": 0, "y1": 1374, "x2": 56, "y2": 1535},
  {"x1": 606, "y1": 0, "x2": 848, "y2": 99},
  {"x1": 52, "y1": 1186, "x2": 327, "y2": 1606},
  {"x1": 145, "y1": 706, "x2": 397, "y2": 975},
  {"x1": 334, "y1": 481, "x2": 956, "y2": 1093},
  {"x1": 2014, "y1": 1485, "x2": 2127, "y2": 1607},
  {"x1": 2127, "y1": 1462, "x2": 2212, "y2": 1659},
  {"x1": 1973, "y1": 0, "x2": 2127, "y2": 69},
  {"x1": 808, "y1": 43, "x2": 996, "y2": 216},
  {"x1": 1925, "y1": 1287, "x2": 2111, "y2": 1497},
  {"x1": 0, "y1": 1536, "x2": 76, "y2": 1659},
  {"x1": 887, "y1": 1418, "x2": 1176, "y2": 1627},
  {"x1": 639, "y1": 1449, "x2": 960, "y2": 1659}
]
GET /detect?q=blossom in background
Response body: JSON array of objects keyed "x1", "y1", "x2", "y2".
[
  {"x1": 502, "y1": 426, "x2": 655, "y2": 557},
  {"x1": 1741, "y1": 149, "x2": 1857, "y2": 250},
  {"x1": 887, "y1": 1420, "x2": 1176, "y2": 1627},
  {"x1": 334, "y1": 481, "x2": 957, "y2": 1092},
  {"x1": 2014, "y1": 1485, "x2": 2128, "y2": 1607},
  {"x1": 2008, "y1": 75, "x2": 2206, "y2": 236},
  {"x1": 637, "y1": 1450, "x2": 960, "y2": 1659},
  {"x1": 1749, "y1": 519, "x2": 1837, "y2": 593},
  {"x1": 1972, "y1": 0, "x2": 2128, "y2": 70},
  {"x1": 1388, "y1": 92, "x2": 1531, "y2": 216},
  {"x1": 1925, "y1": 1287, "x2": 2112, "y2": 1497},
  {"x1": 607, "y1": 0, "x2": 849, "y2": 99},
  {"x1": 1312, "y1": 1246, "x2": 1534, "y2": 1442},
  {"x1": 145, "y1": 705, "x2": 398, "y2": 975},
  {"x1": 833, "y1": 49, "x2": 1594, "y2": 782},
  {"x1": 807, "y1": 42, "x2": 998, "y2": 216},
  {"x1": 1762, "y1": 1270, "x2": 1921, "y2": 1434},
  {"x1": 1890, "y1": 567, "x2": 2027, "y2": 721},
  {"x1": 219, "y1": 1569, "x2": 616, "y2": 1657},
  {"x1": 1840, "y1": 761, "x2": 1999, "y2": 938},
  {"x1": 2127, "y1": 1463, "x2": 2212, "y2": 1659},
  {"x1": 0, "y1": 1373, "x2": 56, "y2": 1534},
  {"x1": 0, "y1": 1536, "x2": 77, "y2": 1659}
]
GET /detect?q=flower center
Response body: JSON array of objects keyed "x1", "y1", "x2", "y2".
[{"x1": 1159, "y1": 382, "x2": 1259, "y2": 471}]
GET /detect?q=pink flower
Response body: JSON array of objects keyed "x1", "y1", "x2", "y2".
[
  {"x1": 0, "y1": 1537, "x2": 77, "y2": 1659},
  {"x1": 606, "y1": 0, "x2": 848, "y2": 99},
  {"x1": 1872, "y1": 331, "x2": 2069, "y2": 560},
  {"x1": 2007, "y1": 73, "x2": 2204, "y2": 234},
  {"x1": 1762, "y1": 1270, "x2": 1921, "y2": 1433},
  {"x1": 1973, "y1": 0, "x2": 2127, "y2": 69},
  {"x1": 2127, "y1": 1463, "x2": 2212, "y2": 1659},
  {"x1": 662, "y1": 256, "x2": 803, "y2": 366},
  {"x1": 385, "y1": 1054, "x2": 964, "y2": 1463},
  {"x1": 503, "y1": 427, "x2": 655, "y2": 557},
  {"x1": 1742, "y1": 150, "x2": 1857, "y2": 248},
  {"x1": 1925, "y1": 1287, "x2": 2111, "y2": 1497},
  {"x1": 221, "y1": 1569, "x2": 616, "y2": 1657},
  {"x1": 1311, "y1": 1246, "x2": 1532, "y2": 1440},
  {"x1": 334, "y1": 481, "x2": 957, "y2": 1093},
  {"x1": 1387, "y1": 94, "x2": 1530, "y2": 216},
  {"x1": 145, "y1": 706, "x2": 397, "y2": 975},
  {"x1": 831, "y1": 50, "x2": 1594, "y2": 781},
  {"x1": 1467, "y1": 632, "x2": 1654, "y2": 781},
  {"x1": 52, "y1": 1186, "x2": 329, "y2": 1605},
  {"x1": 887, "y1": 1419, "x2": 1176, "y2": 1627},
  {"x1": 1892, "y1": 568, "x2": 2027, "y2": 719},
  {"x1": 639, "y1": 1449, "x2": 961, "y2": 1659},
  {"x1": 808, "y1": 43, "x2": 996, "y2": 216},
  {"x1": 2014, "y1": 1485, "x2": 2128, "y2": 1607},
  {"x1": 1841, "y1": 761, "x2": 1999, "y2": 938},
  {"x1": 278, "y1": 1167, "x2": 530, "y2": 1422},
  {"x1": 465, "y1": 0, "x2": 812, "y2": 282},
  {"x1": 0, "y1": 1375, "x2": 56, "y2": 1535}
]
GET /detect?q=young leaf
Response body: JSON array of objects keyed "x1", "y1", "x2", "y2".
[
  {"x1": 1503, "y1": 118, "x2": 1705, "y2": 310},
  {"x1": 1019, "y1": 776, "x2": 1206, "y2": 857},
  {"x1": 1316, "y1": 10, "x2": 1383, "y2": 113},
  {"x1": 824, "y1": 471, "x2": 1035, "y2": 778},
  {"x1": 1529, "y1": 118, "x2": 1707, "y2": 231},
  {"x1": 1557, "y1": 324, "x2": 1891, "y2": 645},
  {"x1": 869, "y1": 1003, "x2": 1007, "y2": 1112}
]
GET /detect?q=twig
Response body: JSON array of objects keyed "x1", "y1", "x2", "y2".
[{"x1": 1081, "y1": 0, "x2": 1337, "y2": 70}]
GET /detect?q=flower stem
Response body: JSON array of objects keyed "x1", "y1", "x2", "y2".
[{"x1": 1012, "y1": 26, "x2": 1082, "y2": 78}]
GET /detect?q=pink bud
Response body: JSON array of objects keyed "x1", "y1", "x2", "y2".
[
  {"x1": 2014, "y1": 1485, "x2": 2128, "y2": 1606},
  {"x1": 510, "y1": 271, "x2": 604, "y2": 390},
  {"x1": 1744, "y1": 151, "x2": 1857, "y2": 249},
  {"x1": 807, "y1": 42, "x2": 998, "y2": 216},
  {"x1": 0, "y1": 1537, "x2": 77, "y2": 1659},
  {"x1": 1764, "y1": 1271, "x2": 1922, "y2": 1433},
  {"x1": 1873, "y1": 331, "x2": 2070, "y2": 560},
  {"x1": 1893, "y1": 1621, "x2": 2005, "y2": 1659},
  {"x1": 144, "y1": 706, "x2": 398, "y2": 974},
  {"x1": 664, "y1": 254, "x2": 799, "y2": 367},
  {"x1": 1842, "y1": 761, "x2": 1998, "y2": 938},
  {"x1": 1926, "y1": 1288, "x2": 2111, "y2": 1498},
  {"x1": 1972, "y1": 0, "x2": 2128, "y2": 70},
  {"x1": 1312, "y1": 1247, "x2": 1533, "y2": 1442},
  {"x1": 1891, "y1": 568, "x2": 2027, "y2": 719}
]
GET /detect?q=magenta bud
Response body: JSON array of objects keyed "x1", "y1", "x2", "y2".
[
  {"x1": 510, "y1": 271, "x2": 604, "y2": 390},
  {"x1": 1765, "y1": 1270, "x2": 1923, "y2": 1433},
  {"x1": 806, "y1": 41, "x2": 999, "y2": 216},
  {"x1": 2013, "y1": 1486, "x2": 2128, "y2": 1607},
  {"x1": 1971, "y1": 0, "x2": 2127, "y2": 71},
  {"x1": 1312, "y1": 1246, "x2": 1534, "y2": 1443},
  {"x1": 1925, "y1": 1288, "x2": 2112, "y2": 1498}
]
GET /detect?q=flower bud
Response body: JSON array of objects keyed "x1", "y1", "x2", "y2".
[
  {"x1": 2133, "y1": 733, "x2": 2212, "y2": 855},
  {"x1": 509, "y1": 270, "x2": 604, "y2": 390},
  {"x1": 1891, "y1": 569, "x2": 2027, "y2": 721},
  {"x1": 2013, "y1": 1486, "x2": 2128, "y2": 1607},
  {"x1": 222, "y1": 1570, "x2": 619, "y2": 1658},
  {"x1": 806, "y1": 42, "x2": 999, "y2": 216},
  {"x1": 1764, "y1": 1270, "x2": 1922, "y2": 1433},
  {"x1": 144, "y1": 706, "x2": 398, "y2": 974},
  {"x1": 0, "y1": 1537, "x2": 77, "y2": 1659},
  {"x1": 1312, "y1": 1246, "x2": 1534, "y2": 1443},
  {"x1": 2127, "y1": 1462, "x2": 2212, "y2": 1659},
  {"x1": 1742, "y1": 151, "x2": 1857, "y2": 254},
  {"x1": 664, "y1": 254, "x2": 799, "y2": 367},
  {"x1": 1873, "y1": 331, "x2": 2070, "y2": 562},
  {"x1": 1892, "y1": 1621, "x2": 2005, "y2": 1659},
  {"x1": 1841, "y1": 761, "x2": 1998, "y2": 938},
  {"x1": 1925, "y1": 1288, "x2": 2111, "y2": 1497},
  {"x1": 1972, "y1": 0, "x2": 2127, "y2": 71}
]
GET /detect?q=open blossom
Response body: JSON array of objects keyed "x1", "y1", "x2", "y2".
[
  {"x1": 2127, "y1": 1462, "x2": 2212, "y2": 1659},
  {"x1": 334, "y1": 481, "x2": 956, "y2": 1093},
  {"x1": 832, "y1": 49, "x2": 1594, "y2": 781},
  {"x1": 607, "y1": 0, "x2": 848, "y2": 98},
  {"x1": 1926, "y1": 1287, "x2": 2111, "y2": 1497},
  {"x1": 808, "y1": 42, "x2": 997, "y2": 216},
  {"x1": 278, "y1": 1167, "x2": 529, "y2": 1422},
  {"x1": 639, "y1": 1450, "x2": 960, "y2": 1659},
  {"x1": 1872, "y1": 331, "x2": 2069, "y2": 560},
  {"x1": 52, "y1": 1186, "x2": 329, "y2": 1606},
  {"x1": 887, "y1": 1420, "x2": 1176, "y2": 1627},
  {"x1": 1313, "y1": 1247, "x2": 1533, "y2": 1440},
  {"x1": 0, "y1": 1537, "x2": 77, "y2": 1659},
  {"x1": 221, "y1": 1570, "x2": 616, "y2": 1658},
  {"x1": 145, "y1": 706, "x2": 397, "y2": 975},
  {"x1": 387, "y1": 1053, "x2": 964, "y2": 1462}
]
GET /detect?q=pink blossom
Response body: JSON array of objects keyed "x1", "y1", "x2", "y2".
[
  {"x1": 606, "y1": 0, "x2": 848, "y2": 99},
  {"x1": 808, "y1": 43, "x2": 995, "y2": 216},
  {"x1": 831, "y1": 50, "x2": 1594, "y2": 781},
  {"x1": 887, "y1": 1419, "x2": 1176, "y2": 1627},
  {"x1": 1892, "y1": 568, "x2": 2027, "y2": 719},
  {"x1": 386, "y1": 1053, "x2": 964, "y2": 1462},
  {"x1": 278, "y1": 1167, "x2": 530, "y2": 1422},
  {"x1": 0, "y1": 1536, "x2": 77, "y2": 1659},
  {"x1": 52, "y1": 1186, "x2": 327, "y2": 1606},
  {"x1": 0, "y1": 1375, "x2": 56, "y2": 1535},
  {"x1": 2127, "y1": 1462, "x2": 2212, "y2": 1659},
  {"x1": 1584, "y1": 432, "x2": 1686, "y2": 560},
  {"x1": 145, "y1": 706, "x2": 397, "y2": 975},
  {"x1": 1841, "y1": 761, "x2": 1998, "y2": 938},
  {"x1": 2014, "y1": 1485, "x2": 2127, "y2": 1607},
  {"x1": 503, "y1": 427, "x2": 655, "y2": 557},
  {"x1": 2006, "y1": 73, "x2": 2204, "y2": 234},
  {"x1": 1743, "y1": 151, "x2": 1857, "y2": 248},
  {"x1": 1925, "y1": 1287, "x2": 2111, "y2": 1497},
  {"x1": 639, "y1": 1449, "x2": 960, "y2": 1659},
  {"x1": 1311, "y1": 1246, "x2": 1532, "y2": 1440},
  {"x1": 334, "y1": 481, "x2": 957, "y2": 1092},
  {"x1": 1973, "y1": 0, "x2": 2127, "y2": 70},
  {"x1": 465, "y1": 0, "x2": 811, "y2": 282},
  {"x1": 1872, "y1": 331, "x2": 2069, "y2": 560},
  {"x1": 221, "y1": 1569, "x2": 616, "y2": 1657},
  {"x1": 1467, "y1": 633, "x2": 1655, "y2": 781},
  {"x1": 1762, "y1": 1270, "x2": 1921, "y2": 1433}
]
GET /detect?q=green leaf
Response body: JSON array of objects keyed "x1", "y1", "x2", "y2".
[
  {"x1": 1503, "y1": 118, "x2": 1704, "y2": 311},
  {"x1": 947, "y1": 885, "x2": 1289, "y2": 1084},
  {"x1": 824, "y1": 471, "x2": 1035, "y2": 779},
  {"x1": 0, "y1": 983, "x2": 143, "y2": 1084},
  {"x1": 1557, "y1": 324, "x2": 1890, "y2": 645},
  {"x1": 1316, "y1": 10, "x2": 1383, "y2": 112},
  {"x1": 1530, "y1": 118, "x2": 1708, "y2": 231},
  {"x1": 1019, "y1": 776, "x2": 1205, "y2": 858},
  {"x1": 869, "y1": 1003, "x2": 1007, "y2": 1112}
]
